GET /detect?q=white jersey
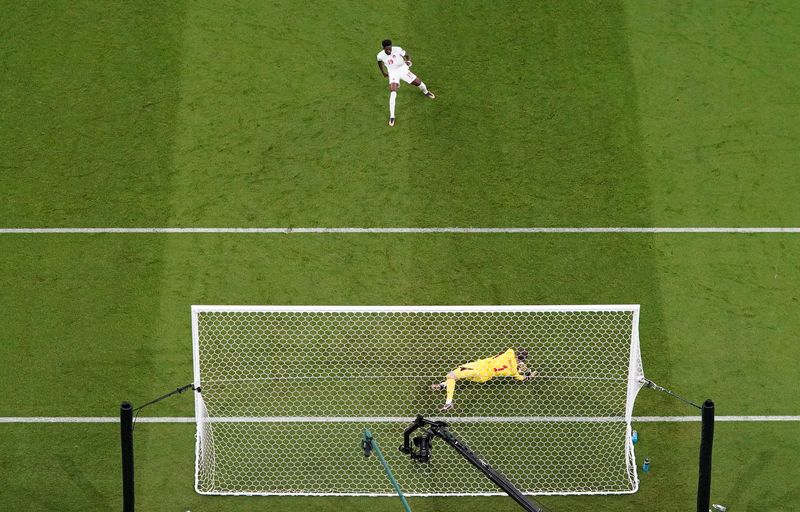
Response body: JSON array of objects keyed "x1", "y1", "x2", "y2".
[{"x1": 377, "y1": 46, "x2": 407, "y2": 71}]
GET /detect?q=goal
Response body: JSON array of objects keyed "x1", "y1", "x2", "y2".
[{"x1": 192, "y1": 305, "x2": 645, "y2": 496}]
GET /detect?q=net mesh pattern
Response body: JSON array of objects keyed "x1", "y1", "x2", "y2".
[{"x1": 193, "y1": 307, "x2": 643, "y2": 495}]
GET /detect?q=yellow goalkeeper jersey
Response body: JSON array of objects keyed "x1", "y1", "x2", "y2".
[{"x1": 457, "y1": 348, "x2": 525, "y2": 382}]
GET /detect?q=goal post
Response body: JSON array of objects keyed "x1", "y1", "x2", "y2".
[{"x1": 191, "y1": 305, "x2": 646, "y2": 496}]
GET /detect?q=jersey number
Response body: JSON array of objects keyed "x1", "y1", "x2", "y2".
[
  {"x1": 493, "y1": 365, "x2": 508, "y2": 372},
  {"x1": 387, "y1": 59, "x2": 394, "y2": 64}
]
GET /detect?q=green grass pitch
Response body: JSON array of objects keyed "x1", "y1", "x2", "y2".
[{"x1": 1, "y1": 0, "x2": 799, "y2": 511}]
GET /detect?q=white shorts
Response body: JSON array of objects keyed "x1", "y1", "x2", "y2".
[{"x1": 388, "y1": 66, "x2": 417, "y2": 85}]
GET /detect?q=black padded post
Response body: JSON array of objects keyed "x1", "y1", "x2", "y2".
[
  {"x1": 120, "y1": 401, "x2": 135, "y2": 512},
  {"x1": 697, "y1": 399, "x2": 715, "y2": 512}
]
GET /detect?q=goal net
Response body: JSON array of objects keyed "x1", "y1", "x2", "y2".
[{"x1": 192, "y1": 305, "x2": 645, "y2": 496}]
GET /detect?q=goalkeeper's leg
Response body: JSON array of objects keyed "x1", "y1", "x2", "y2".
[
  {"x1": 437, "y1": 368, "x2": 480, "y2": 411},
  {"x1": 445, "y1": 374, "x2": 456, "y2": 403},
  {"x1": 429, "y1": 376, "x2": 454, "y2": 393}
]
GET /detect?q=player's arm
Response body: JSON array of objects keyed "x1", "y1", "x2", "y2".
[
  {"x1": 377, "y1": 60, "x2": 388, "y2": 77},
  {"x1": 403, "y1": 51, "x2": 412, "y2": 66}
]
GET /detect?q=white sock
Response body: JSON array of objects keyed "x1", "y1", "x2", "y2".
[
  {"x1": 418, "y1": 82, "x2": 428, "y2": 94},
  {"x1": 445, "y1": 399, "x2": 452, "y2": 405},
  {"x1": 389, "y1": 91, "x2": 397, "y2": 118}
]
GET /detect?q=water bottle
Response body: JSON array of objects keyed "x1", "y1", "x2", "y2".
[
  {"x1": 631, "y1": 430, "x2": 638, "y2": 445},
  {"x1": 642, "y1": 458, "x2": 650, "y2": 473}
]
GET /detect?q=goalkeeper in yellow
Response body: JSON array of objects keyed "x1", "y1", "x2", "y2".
[{"x1": 431, "y1": 348, "x2": 538, "y2": 411}]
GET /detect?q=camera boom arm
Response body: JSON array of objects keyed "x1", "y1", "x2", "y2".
[{"x1": 399, "y1": 415, "x2": 545, "y2": 512}]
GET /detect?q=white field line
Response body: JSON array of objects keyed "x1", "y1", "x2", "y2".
[
  {"x1": 0, "y1": 227, "x2": 799, "y2": 234},
  {"x1": 1, "y1": 415, "x2": 798, "y2": 423}
]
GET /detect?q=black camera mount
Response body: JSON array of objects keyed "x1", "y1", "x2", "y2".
[{"x1": 399, "y1": 415, "x2": 546, "y2": 512}]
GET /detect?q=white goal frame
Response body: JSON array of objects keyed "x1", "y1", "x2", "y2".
[{"x1": 192, "y1": 305, "x2": 645, "y2": 496}]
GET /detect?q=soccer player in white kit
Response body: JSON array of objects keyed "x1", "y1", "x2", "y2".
[{"x1": 376, "y1": 39, "x2": 435, "y2": 127}]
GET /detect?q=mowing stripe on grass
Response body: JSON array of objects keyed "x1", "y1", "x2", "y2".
[
  {"x1": 1, "y1": 227, "x2": 799, "y2": 234},
  {"x1": 1, "y1": 415, "x2": 798, "y2": 423}
]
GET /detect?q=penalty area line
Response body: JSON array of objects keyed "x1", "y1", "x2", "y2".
[
  {"x1": 1, "y1": 227, "x2": 800, "y2": 234},
  {"x1": 1, "y1": 415, "x2": 799, "y2": 424}
]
